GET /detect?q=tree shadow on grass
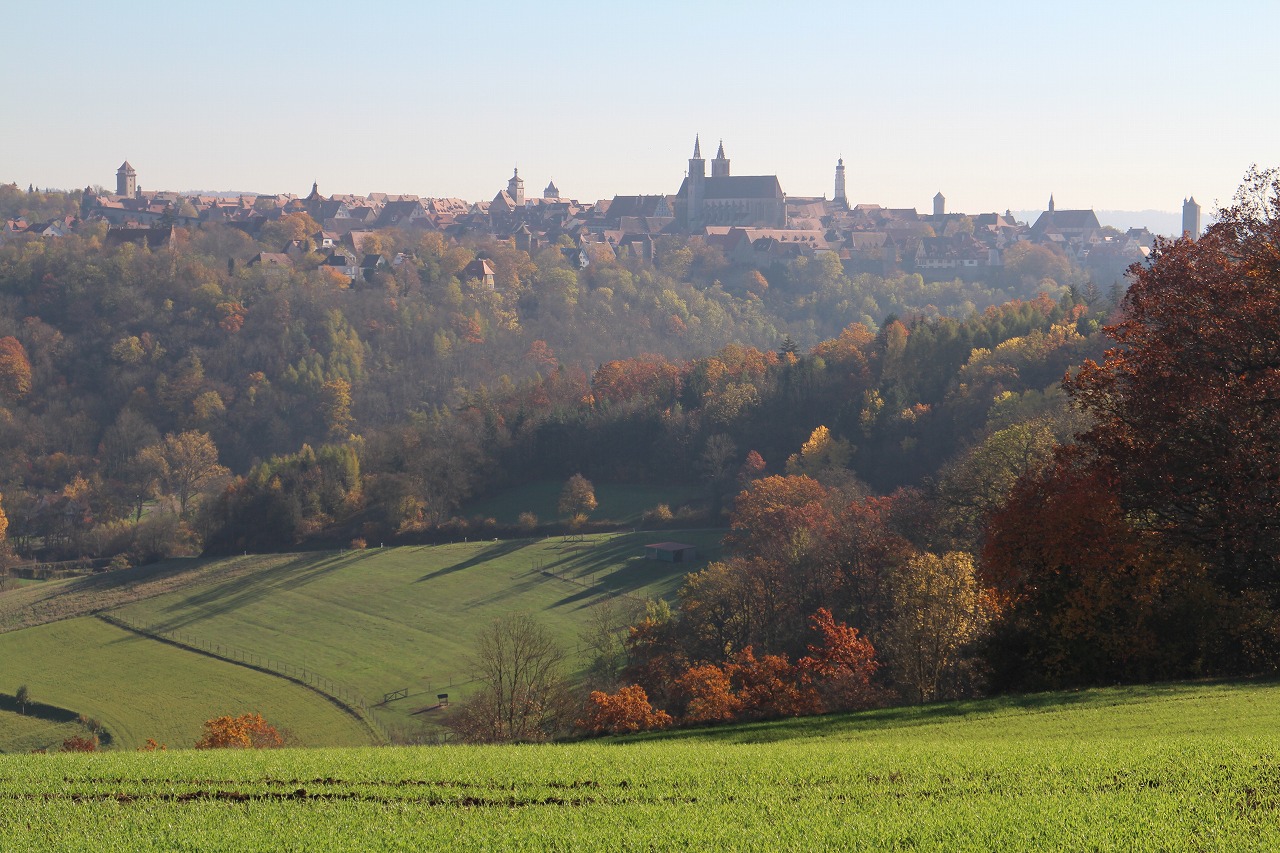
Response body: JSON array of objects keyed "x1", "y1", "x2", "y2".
[
  {"x1": 414, "y1": 539, "x2": 530, "y2": 583},
  {"x1": 144, "y1": 551, "x2": 374, "y2": 632}
]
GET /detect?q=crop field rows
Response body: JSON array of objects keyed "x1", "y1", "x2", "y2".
[{"x1": 5, "y1": 681, "x2": 1280, "y2": 850}]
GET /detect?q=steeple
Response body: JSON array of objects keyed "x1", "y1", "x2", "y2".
[
  {"x1": 507, "y1": 167, "x2": 525, "y2": 206},
  {"x1": 1048, "y1": 194, "x2": 1055, "y2": 214},
  {"x1": 934, "y1": 191, "x2": 946, "y2": 216},
  {"x1": 711, "y1": 139, "x2": 730, "y2": 178},
  {"x1": 833, "y1": 157, "x2": 847, "y2": 207},
  {"x1": 686, "y1": 135, "x2": 706, "y2": 228}
]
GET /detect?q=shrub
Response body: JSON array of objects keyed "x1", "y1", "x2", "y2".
[{"x1": 194, "y1": 712, "x2": 284, "y2": 749}]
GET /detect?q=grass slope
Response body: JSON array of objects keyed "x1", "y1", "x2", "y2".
[
  {"x1": 107, "y1": 533, "x2": 719, "y2": 731},
  {"x1": 0, "y1": 533, "x2": 719, "y2": 746},
  {"x1": 2, "y1": 680, "x2": 1279, "y2": 850},
  {"x1": 0, "y1": 618, "x2": 371, "y2": 750}
]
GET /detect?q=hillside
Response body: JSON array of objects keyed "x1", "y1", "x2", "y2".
[
  {"x1": 3, "y1": 679, "x2": 1278, "y2": 849},
  {"x1": 0, "y1": 533, "x2": 720, "y2": 748}
]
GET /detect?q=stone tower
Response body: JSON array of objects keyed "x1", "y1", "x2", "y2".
[
  {"x1": 934, "y1": 191, "x2": 946, "y2": 216},
  {"x1": 687, "y1": 135, "x2": 705, "y2": 228},
  {"x1": 116, "y1": 161, "x2": 136, "y2": 197},
  {"x1": 544, "y1": 179, "x2": 559, "y2": 200},
  {"x1": 1048, "y1": 194, "x2": 1055, "y2": 214},
  {"x1": 1183, "y1": 196, "x2": 1201, "y2": 240},
  {"x1": 712, "y1": 140, "x2": 730, "y2": 178},
  {"x1": 507, "y1": 168, "x2": 525, "y2": 206},
  {"x1": 833, "y1": 158, "x2": 847, "y2": 207}
]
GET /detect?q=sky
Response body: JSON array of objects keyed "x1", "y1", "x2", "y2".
[{"x1": 4, "y1": 1, "x2": 1275, "y2": 216}]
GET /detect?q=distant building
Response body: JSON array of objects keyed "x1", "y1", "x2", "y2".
[
  {"x1": 675, "y1": 136, "x2": 786, "y2": 230},
  {"x1": 116, "y1": 161, "x2": 136, "y2": 197},
  {"x1": 1182, "y1": 196, "x2": 1201, "y2": 240},
  {"x1": 833, "y1": 158, "x2": 847, "y2": 208},
  {"x1": 933, "y1": 192, "x2": 945, "y2": 216},
  {"x1": 644, "y1": 542, "x2": 697, "y2": 562}
]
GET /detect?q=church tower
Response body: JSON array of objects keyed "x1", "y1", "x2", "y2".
[
  {"x1": 934, "y1": 191, "x2": 946, "y2": 216},
  {"x1": 687, "y1": 135, "x2": 705, "y2": 228},
  {"x1": 116, "y1": 161, "x2": 136, "y2": 197},
  {"x1": 712, "y1": 140, "x2": 730, "y2": 178},
  {"x1": 833, "y1": 158, "x2": 847, "y2": 207},
  {"x1": 1048, "y1": 194, "x2": 1055, "y2": 214},
  {"x1": 1182, "y1": 196, "x2": 1201, "y2": 240},
  {"x1": 507, "y1": 168, "x2": 525, "y2": 206}
]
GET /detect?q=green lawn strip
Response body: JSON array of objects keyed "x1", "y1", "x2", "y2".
[
  {"x1": 107, "y1": 536, "x2": 711, "y2": 733},
  {"x1": 463, "y1": 481, "x2": 706, "y2": 525},
  {"x1": 3, "y1": 681, "x2": 1280, "y2": 850},
  {"x1": 0, "y1": 617, "x2": 372, "y2": 750}
]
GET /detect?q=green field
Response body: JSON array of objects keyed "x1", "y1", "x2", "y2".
[
  {"x1": 0, "y1": 533, "x2": 721, "y2": 749},
  {"x1": 0, "y1": 618, "x2": 371, "y2": 750},
  {"x1": 3, "y1": 680, "x2": 1279, "y2": 850},
  {"x1": 462, "y1": 481, "x2": 705, "y2": 525}
]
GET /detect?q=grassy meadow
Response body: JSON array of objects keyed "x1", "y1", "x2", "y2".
[
  {"x1": 0, "y1": 532, "x2": 722, "y2": 748},
  {"x1": 4, "y1": 680, "x2": 1279, "y2": 850}
]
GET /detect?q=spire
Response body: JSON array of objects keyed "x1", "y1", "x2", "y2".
[
  {"x1": 693, "y1": 135, "x2": 702, "y2": 159},
  {"x1": 716, "y1": 139, "x2": 725, "y2": 158},
  {"x1": 1048, "y1": 194, "x2": 1055, "y2": 213}
]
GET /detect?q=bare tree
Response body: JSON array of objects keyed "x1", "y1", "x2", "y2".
[{"x1": 449, "y1": 614, "x2": 571, "y2": 743}]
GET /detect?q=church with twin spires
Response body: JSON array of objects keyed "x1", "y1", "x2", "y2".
[{"x1": 674, "y1": 136, "x2": 786, "y2": 230}]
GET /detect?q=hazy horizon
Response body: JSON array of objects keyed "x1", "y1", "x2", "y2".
[{"x1": 5, "y1": 1, "x2": 1273, "y2": 214}]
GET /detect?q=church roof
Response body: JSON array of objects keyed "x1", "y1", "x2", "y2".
[
  {"x1": 1032, "y1": 208, "x2": 1100, "y2": 231},
  {"x1": 676, "y1": 175, "x2": 784, "y2": 200}
]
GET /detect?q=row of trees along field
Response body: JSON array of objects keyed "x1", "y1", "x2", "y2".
[{"x1": 0, "y1": 183, "x2": 1107, "y2": 564}]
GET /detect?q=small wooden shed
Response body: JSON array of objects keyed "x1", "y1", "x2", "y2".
[{"x1": 644, "y1": 542, "x2": 698, "y2": 563}]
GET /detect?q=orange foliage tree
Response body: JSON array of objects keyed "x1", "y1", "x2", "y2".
[
  {"x1": 579, "y1": 685, "x2": 673, "y2": 735},
  {"x1": 60, "y1": 735, "x2": 98, "y2": 752},
  {"x1": 194, "y1": 712, "x2": 284, "y2": 749},
  {"x1": 0, "y1": 336, "x2": 32, "y2": 401},
  {"x1": 676, "y1": 663, "x2": 741, "y2": 724},
  {"x1": 797, "y1": 608, "x2": 880, "y2": 711}
]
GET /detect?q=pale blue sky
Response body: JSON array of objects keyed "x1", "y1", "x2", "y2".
[{"x1": 4, "y1": 1, "x2": 1274, "y2": 214}]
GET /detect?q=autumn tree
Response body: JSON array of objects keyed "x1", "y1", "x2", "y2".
[
  {"x1": 558, "y1": 473, "x2": 597, "y2": 531},
  {"x1": 137, "y1": 431, "x2": 230, "y2": 519},
  {"x1": 579, "y1": 685, "x2": 673, "y2": 735},
  {"x1": 194, "y1": 712, "x2": 283, "y2": 749},
  {"x1": 797, "y1": 608, "x2": 880, "y2": 712},
  {"x1": 0, "y1": 337, "x2": 31, "y2": 401},
  {"x1": 983, "y1": 452, "x2": 1220, "y2": 688},
  {"x1": 882, "y1": 551, "x2": 991, "y2": 703},
  {"x1": 784, "y1": 425, "x2": 853, "y2": 482},
  {"x1": 1064, "y1": 167, "x2": 1280, "y2": 602},
  {"x1": 676, "y1": 663, "x2": 741, "y2": 724}
]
